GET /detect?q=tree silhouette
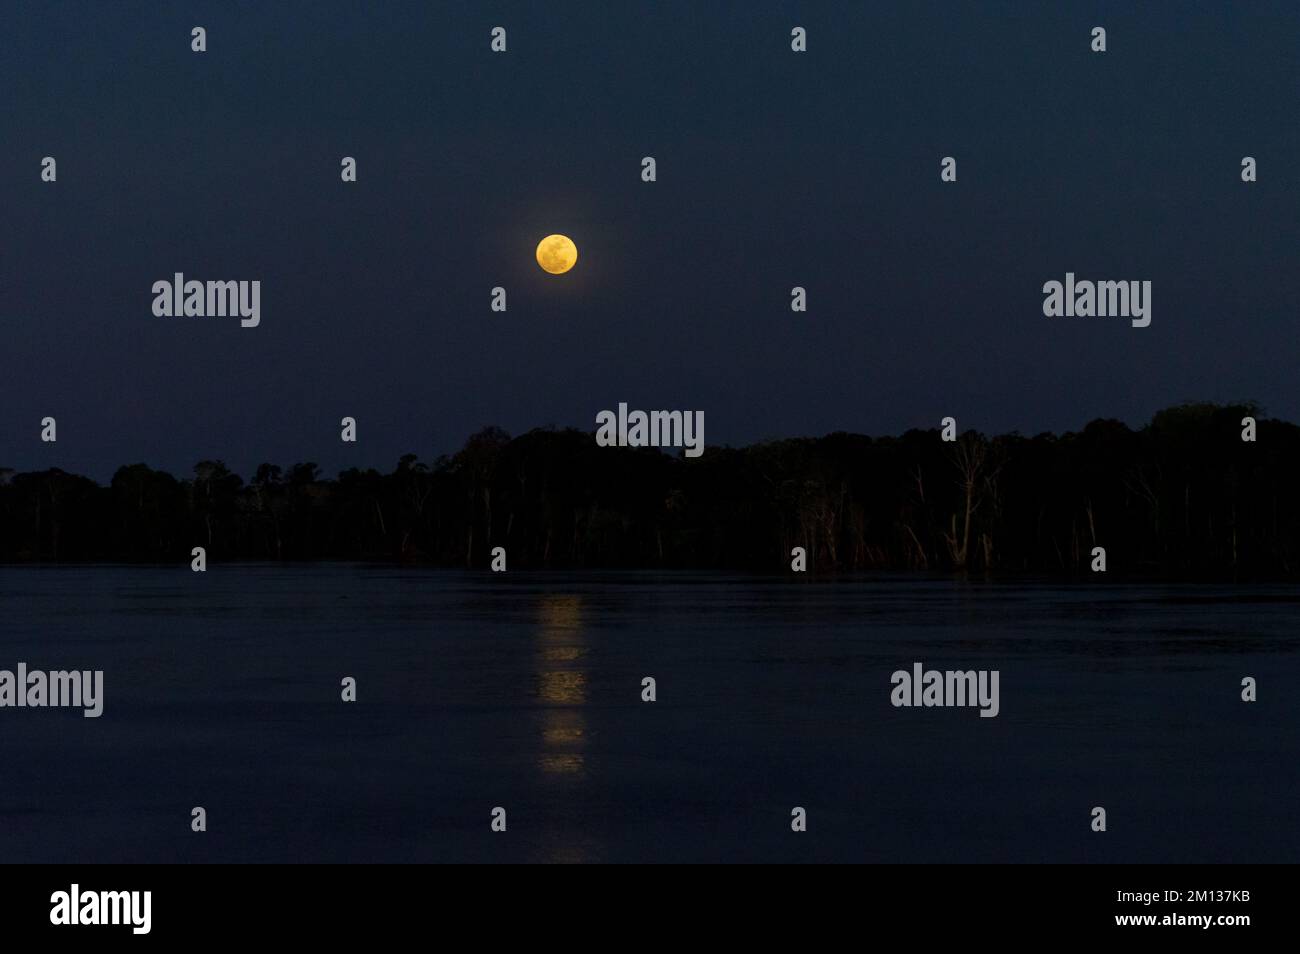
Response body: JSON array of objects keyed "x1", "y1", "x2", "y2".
[{"x1": 0, "y1": 402, "x2": 1294, "y2": 578}]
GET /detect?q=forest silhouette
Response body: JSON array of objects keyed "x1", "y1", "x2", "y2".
[{"x1": 1, "y1": 402, "x2": 1295, "y2": 578}]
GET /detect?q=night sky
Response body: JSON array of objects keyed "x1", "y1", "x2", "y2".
[{"x1": 2, "y1": 1, "x2": 1297, "y2": 481}]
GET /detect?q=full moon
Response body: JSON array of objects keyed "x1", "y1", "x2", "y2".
[{"x1": 536, "y1": 234, "x2": 578, "y2": 275}]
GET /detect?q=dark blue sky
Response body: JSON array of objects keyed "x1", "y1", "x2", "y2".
[{"x1": 3, "y1": 1, "x2": 1298, "y2": 480}]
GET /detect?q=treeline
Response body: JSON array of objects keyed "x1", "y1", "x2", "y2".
[{"x1": 1, "y1": 403, "x2": 1296, "y2": 577}]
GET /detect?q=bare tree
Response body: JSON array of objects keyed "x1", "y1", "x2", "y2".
[{"x1": 943, "y1": 434, "x2": 1003, "y2": 569}]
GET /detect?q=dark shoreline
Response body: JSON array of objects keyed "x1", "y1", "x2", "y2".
[
  {"x1": 5, "y1": 562, "x2": 1300, "y2": 588},
  {"x1": 4, "y1": 402, "x2": 1297, "y2": 578}
]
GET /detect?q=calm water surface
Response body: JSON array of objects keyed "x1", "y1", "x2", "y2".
[{"x1": 0, "y1": 566, "x2": 1295, "y2": 863}]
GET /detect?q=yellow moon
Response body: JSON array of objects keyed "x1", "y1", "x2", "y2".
[{"x1": 536, "y1": 234, "x2": 578, "y2": 275}]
